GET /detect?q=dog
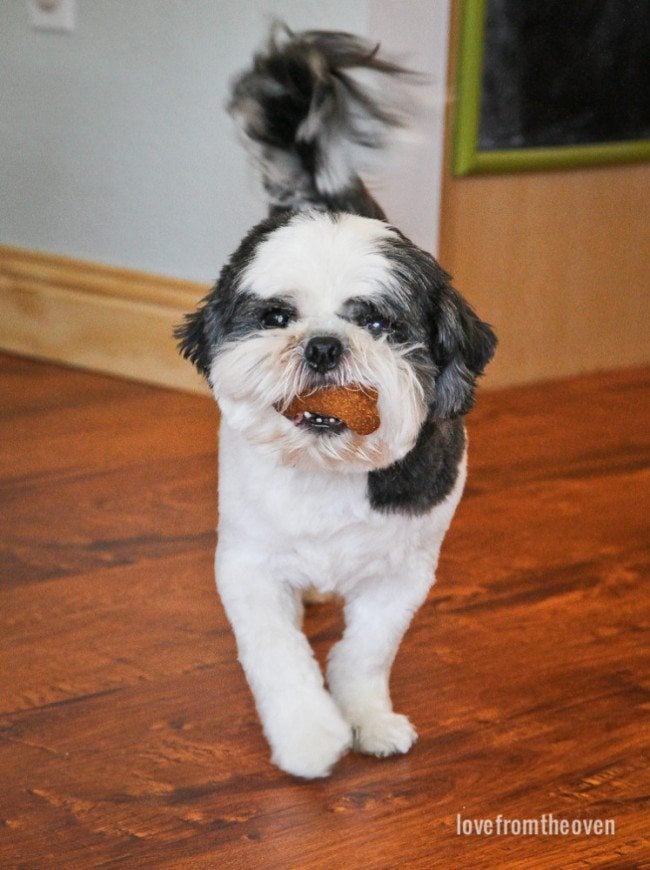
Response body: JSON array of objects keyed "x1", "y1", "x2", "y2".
[{"x1": 176, "y1": 26, "x2": 496, "y2": 778}]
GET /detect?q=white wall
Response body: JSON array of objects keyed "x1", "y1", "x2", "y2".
[
  {"x1": 0, "y1": 0, "x2": 449, "y2": 282},
  {"x1": 369, "y1": 0, "x2": 451, "y2": 254}
]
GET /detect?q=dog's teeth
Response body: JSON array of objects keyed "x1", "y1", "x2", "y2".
[{"x1": 293, "y1": 408, "x2": 344, "y2": 431}]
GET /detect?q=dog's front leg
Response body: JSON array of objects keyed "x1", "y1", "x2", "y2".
[
  {"x1": 327, "y1": 571, "x2": 432, "y2": 757},
  {"x1": 216, "y1": 549, "x2": 352, "y2": 778}
]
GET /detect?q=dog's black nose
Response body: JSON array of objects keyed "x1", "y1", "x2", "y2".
[{"x1": 304, "y1": 335, "x2": 344, "y2": 373}]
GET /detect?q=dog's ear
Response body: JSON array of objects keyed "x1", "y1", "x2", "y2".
[
  {"x1": 174, "y1": 300, "x2": 218, "y2": 377},
  {"x1": 175, "y1": 267, "x2": 233, "y2": 378},
  {"x1": 429, "y1": 285, "x2": 497, "y2": 419}
]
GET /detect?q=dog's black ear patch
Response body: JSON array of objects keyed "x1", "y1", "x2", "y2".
[
  {"x1": 174, "y1": 282, "x2": 225, "y2": 378},
  {"x1": 174, "y1": 305, "x2": 215, "y2": 377},
  {"x1": 381, "y1": 233, "x2": 497, "y2": 419},
  {"x1": 430, "y1": 285, "x2": 497, "y2": 418}
]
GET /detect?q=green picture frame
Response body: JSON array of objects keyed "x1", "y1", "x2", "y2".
[{"x1": 453, "y1": 0, "x2": 650, "y2": 176}]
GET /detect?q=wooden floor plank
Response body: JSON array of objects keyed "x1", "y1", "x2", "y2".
[{"x1": 0, "y1": 354, "x2": 648, "y2": 868}]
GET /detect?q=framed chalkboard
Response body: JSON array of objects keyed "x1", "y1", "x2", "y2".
[{"x1": 453, "y1": 0, "x2": 650, "y2": 175}]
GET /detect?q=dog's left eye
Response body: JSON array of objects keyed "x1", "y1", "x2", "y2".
[{"x1": 260, "y1": 308, "x2": 293, "y2": 329}]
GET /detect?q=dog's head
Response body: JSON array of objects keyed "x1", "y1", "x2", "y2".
[{"x1": 177, "y1": 211, "x2": 496, "y2": 471}]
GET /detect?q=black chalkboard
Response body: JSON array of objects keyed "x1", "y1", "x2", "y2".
[
  {"x1": 453, "y1": 0, "x2": 650, "y2": 174},
  {"x1": 479, "y1": 0, "x2": 650, "y2": 149}
]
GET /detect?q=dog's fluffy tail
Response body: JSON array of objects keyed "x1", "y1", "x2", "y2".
[{"x1": 228, "y1": 23, "x2": 413, "y2": 220}]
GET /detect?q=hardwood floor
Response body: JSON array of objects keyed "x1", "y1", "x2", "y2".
[{"x1": 1, "y1": 353, "x2": 648, "y2": 868}]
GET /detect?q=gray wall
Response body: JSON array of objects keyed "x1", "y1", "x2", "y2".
[{"x1": 0, "y1": 0, "x2": 449, "y2": 282}]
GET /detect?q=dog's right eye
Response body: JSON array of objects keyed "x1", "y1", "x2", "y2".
[{"x1": 260, "y1": 308, "x2": 293, "y2": 329}]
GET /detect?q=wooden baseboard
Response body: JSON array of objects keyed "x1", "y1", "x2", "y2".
[{"x1": 0, "y1": 245, "x2": 210, "y2": 394}]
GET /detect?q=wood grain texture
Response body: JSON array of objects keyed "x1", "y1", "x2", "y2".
[
  {"x1": 0, "y1": 245, "x2": 210, "y2": 395},
  {"x1": 441, "y1": 2, "x2": 650, "y2": 389},
  {"x1": 1, "y1": 353, "x2": 648, "y2": 868}
]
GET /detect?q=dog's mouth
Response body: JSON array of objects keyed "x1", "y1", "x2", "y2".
[
  {"x1": 288, "y1": 409, "x2": 347, "y2": 435},
  {"x1": 275, "y1": 384, "x2": 380, "y2": 437}
]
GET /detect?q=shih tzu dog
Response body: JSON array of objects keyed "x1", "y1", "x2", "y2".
[{"x1": 176, "y1": 26, "x2": 496, "y2": 778}]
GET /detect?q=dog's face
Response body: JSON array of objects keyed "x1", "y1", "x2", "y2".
[{"x1": 177, "y1": 211, "x2": 496, "y2": 472}]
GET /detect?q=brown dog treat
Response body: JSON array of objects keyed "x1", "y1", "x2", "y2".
[{"x1": 282, "y1": 385, "x2": 380, "y2": 435}]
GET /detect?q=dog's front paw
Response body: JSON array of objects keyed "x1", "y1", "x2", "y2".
[
  {"x1": 352, "y1": 711, "x2": 417, "y2": 757},
  {"x1": 269, "y1": 702, "x2": 352, "y2": 779}
]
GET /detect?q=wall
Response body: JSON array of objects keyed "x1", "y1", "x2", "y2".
[
  {"x1": 0, "y1": 0, "x2": 368, "y2": 283},
  {"x1": 368, "y1": 0, "x2": 450, "y2": 254}
]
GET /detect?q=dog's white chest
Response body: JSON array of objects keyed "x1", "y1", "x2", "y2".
[{"x1": 217, "y1": 421, "x2": 461, "y2": 595}]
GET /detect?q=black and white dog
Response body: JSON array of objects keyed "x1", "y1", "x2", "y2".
[{"x1": 177, "y1": 27, "x2": 496, "y2": 778}]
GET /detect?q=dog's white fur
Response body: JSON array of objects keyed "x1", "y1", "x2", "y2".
[{"x1": 209, "y1": 212, "x2": 466, "y2": 778}]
